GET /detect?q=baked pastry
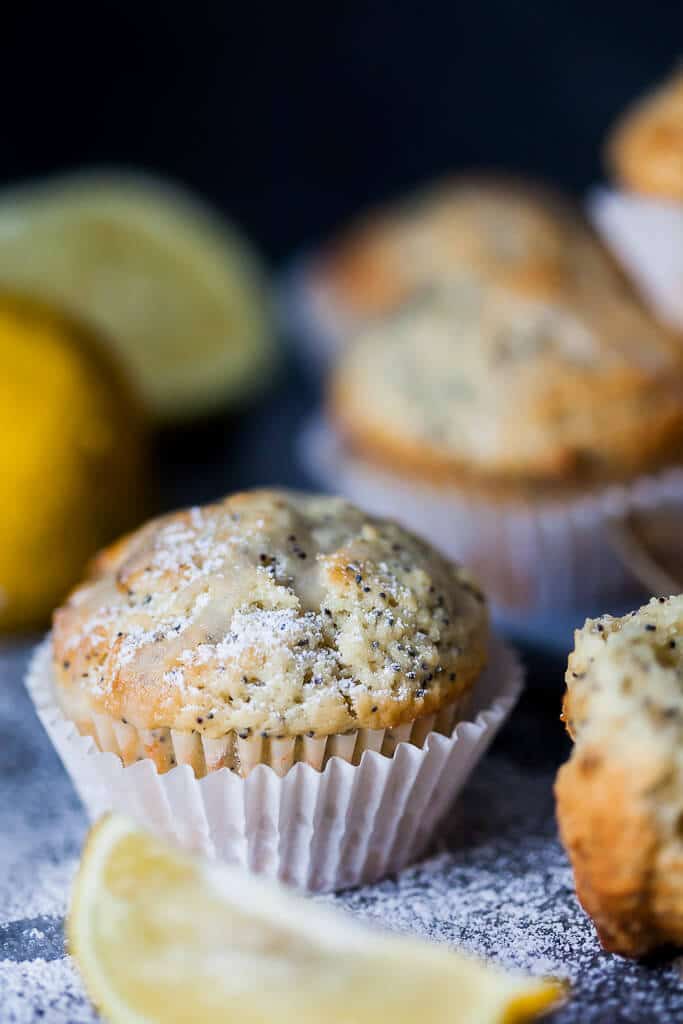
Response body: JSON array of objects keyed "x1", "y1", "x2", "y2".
[
  {"x1": 590, "y1": 69, "x2": 683, "y2": 334},
  {"x1": 312, "y1": 178, "x2": 627, "y2": 327},
  {"x1": 608, "y1": 68, "x2": 683, "y2": 201},
  {"x1": 556, "y1": 595, "x2": 683, "y2": 956},
  {"x1": 319, "y1": 200, "x2": 683, "y2": 614},
  {"x1": 52, "y1": 489, "x2": 488, "y2": 777},
  {"x1": 329, "y1": 281, "x2": 683, "y2": 492}
]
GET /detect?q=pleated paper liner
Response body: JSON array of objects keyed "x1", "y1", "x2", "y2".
[
  {"x1": 61, "y1": 689, "x2": 468, "y2": 779},
  {"x1": 588, "y1": 187, "x2": 683, "y2": 332},
  {"x1": 25, "y1": 635, "x2": 522, "y2": 892},
  {"x1": 300, "y1": 416, "x2": 683, "y2": 624}
]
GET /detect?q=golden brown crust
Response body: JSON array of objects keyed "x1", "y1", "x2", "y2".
[
  {"x1": 556, "y1": 596, "x2": 683, "y2": 956},
  {"x1": 314, "y1": 177, "x2": 631, "y2": 322},
  {"x1": 608, "y1": 68, "x2": 683, "y2": 201},
  {"x1": 328, "y1": 283, "x2": 683, "y2": 489},
  {"x1": 52, "y1": 489, "x2": 488, "y2": 741},
  {"x1": 556, "y1": 747, "x2": 668, "y2": 956}
]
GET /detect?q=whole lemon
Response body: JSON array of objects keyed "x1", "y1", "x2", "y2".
[{"x1": 0, "y1": 295, "x2": 148, "y2": 631}]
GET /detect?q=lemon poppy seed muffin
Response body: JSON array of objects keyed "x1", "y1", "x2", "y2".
[
  {"x1": 51, "y1": 490, "x2": 488, "y2": 777},
  {"x1": 590, "y1": 70, "x2": 683, "y2": 335},
  {"x1": 556, "y1": 595, "x2": 683, "y2": 956},
  {"x1": 330, "y1": 283, "x2": 683, "y2": 491},
  {"x1": 608, "y1": 68, "x2": 683, "y2": 201},
  {"x1": 313, "y1": 178, "x2": 628, "y2": 326}
]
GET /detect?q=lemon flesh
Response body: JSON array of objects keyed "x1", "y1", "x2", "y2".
[
  {"x1": 69, "y1": 815, "x2": 563, "y2": 1024},
  {"x1": 0, "y1": 172, "x2": 275, "y2": 422},
  {"x1": 0, "y1": 295, "x2": 147, "y2": 631}
]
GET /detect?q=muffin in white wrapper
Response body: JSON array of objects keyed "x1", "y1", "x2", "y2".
[
  {"x1": 588, "y1": 187, "x2": 683, "y2": 332},
  {"x1": 25, "y1": 634, "x2": 521, "y2": 893},
  {"x1": 301, "y1": 417, "x2": 683, "y2": 623},
  {"x1": 43, "y1": 490, "x2": 496, "y2": 890}
]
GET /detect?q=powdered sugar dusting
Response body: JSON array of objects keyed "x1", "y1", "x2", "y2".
[
  {"x1": 181, "y1": 607, "x2": 319, "y2": 667},
  {"x1": 329, "y1": 751, "x2": 683, "y2": 1022},
  {"x1": 0, "y1": 958, "x2": 96, "y2": 1023},
  {"x1": 146, "y1": 513, "x2": 246, "y2": 584}
]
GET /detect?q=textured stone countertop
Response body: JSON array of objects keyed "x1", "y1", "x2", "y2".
[
  {"x1": 1, "y1": 359, "x2": 681, "y2": 1022},
  {"x1": 2, "y1": 637, "x2": 682, "y2": 1023}
]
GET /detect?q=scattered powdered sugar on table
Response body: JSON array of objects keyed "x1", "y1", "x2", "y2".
[
  {"x1": 2, "y1": 638, "x2": 683, "y2": 1022},
  {"x1": 0, "y1": 958, "x2": 97, "y2": 1024}
]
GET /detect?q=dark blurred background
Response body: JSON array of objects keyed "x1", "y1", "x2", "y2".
[
  {"x1": 2, "y1": 2, "x2": 681, "y2": 591},
  {"x1": 3, "y1": 3, "x2": 682, "y2": 263}
]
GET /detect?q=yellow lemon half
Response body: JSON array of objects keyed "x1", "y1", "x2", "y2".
[
  {"x1": 68, "y1": 815, "x2": 564, "y2": 1024},
  {"x1": 0, "y1": 172, "x2": 276, "y2": 422},
  {"x1": 0, "y1": 295, "x2": 147, "y2": 630}
]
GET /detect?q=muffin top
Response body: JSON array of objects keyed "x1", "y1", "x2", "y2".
[
  {"x1": 563, "y1": 595, "x2": 683, "y2": 742},
  {"x1": 314, "y1": 179, "x2": 626, "y2": 321},
  {"x1": 52, "y1": 490, "x2": 488, "y2": 738},
  {"x1": 329, "y1": 282, "x2": 683, "y2": 490},
  {"x1": 608, "y1": 69, "x2": 683, "y2": 201}
]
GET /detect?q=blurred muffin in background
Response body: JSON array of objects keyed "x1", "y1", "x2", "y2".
[
  {"x1": 288, "y1": 178, "x2": 630, "y2": 363},
  {"x1": 0, "y1": 294, "x2": 147, "y2": 631},
  {"x1": 590, "y1": 68, "x2": 683, "y2": 331},
  {"x1": 309, "y1": 195, "x2": 683, "y2": 619},
  {"x1": 608, "y1": 67, "x2": 683, "y2": 200},
  {"x1": 0, "y1": 171, "x2": 277, "y2": 423}
]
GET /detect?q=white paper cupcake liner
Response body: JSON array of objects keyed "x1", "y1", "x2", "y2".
[
  {"x1": 277, "y1": 254, "x2": 352, "y2": 369},
  {"x1": 301, "y1": 416, "x2": 683, "y2": 623},
  {"x1": 25, "y1": 635, "x2": 521, "y2": 892},
  {"x1": 588, "y1": 186, "x2": 683, "y2": 332},
  {"x1": 52, "y1": 686, "x2": 469, "y2": 779}
]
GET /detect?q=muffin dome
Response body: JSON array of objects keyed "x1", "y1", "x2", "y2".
[
  {"x1": 315, "y1": 179, "x2": 626, "y2": 320},
  {"x1": 330, "y1": 282, "x2": 683, "y2": 489},
  {"x1": 53, "y1": 490, "x2": 488, "y2": 740},
  {"x1": 608, "y1": 68, "x2": 683, "y2": 201}
]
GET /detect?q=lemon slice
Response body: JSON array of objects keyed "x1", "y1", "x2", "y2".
[
  {"x1": 0, "y1": 293, "x2": 147, "y2": 630},
  {"x1": 0, "y1": 172, "x2": 275, "y2": 421},
  {"x1": 69, "y1": 815, "x2": 563, "y2": 1024}
]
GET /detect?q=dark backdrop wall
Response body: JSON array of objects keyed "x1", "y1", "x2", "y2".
[{"x1": 2, "y1": 3, "x2": 681, "y2": 262}]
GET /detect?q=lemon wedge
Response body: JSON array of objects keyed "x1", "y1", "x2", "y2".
[
  {"x1": 0, "y1": 294, "x2": 147, "y2": 630},
  {"x1": 68, "y1": 815, "x2": 563, "y2": 1024},
  {"x1": 0, "y1": 172, "x2": 275, "y2": 422}
]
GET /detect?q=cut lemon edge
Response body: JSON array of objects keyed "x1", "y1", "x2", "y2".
[
  {"x1": 68, "y1": 815, "x2": 565, "y2": 1024},
  {"x1": 0, "y1": 171, "x2": 276, "y2": 422}
]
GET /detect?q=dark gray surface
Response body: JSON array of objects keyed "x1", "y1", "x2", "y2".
[{"x1": 1, "y1": 353, "x2": 681, "y2": 1022}]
